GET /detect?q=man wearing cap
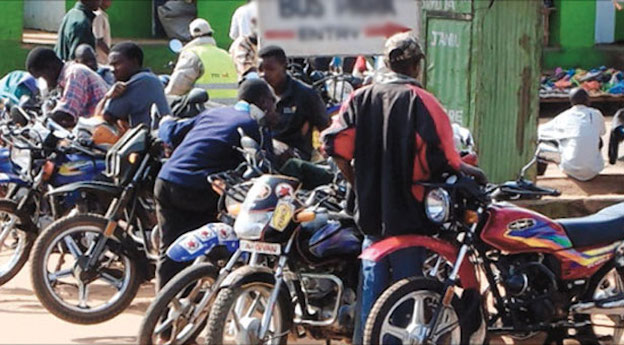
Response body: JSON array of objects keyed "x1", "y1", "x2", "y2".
[
  {"x1": 322, "y1": 31, "x2": 486, "y2": 343},
  {"x1": 165, "y1": 18, "x2": 238, "y2": 104}
]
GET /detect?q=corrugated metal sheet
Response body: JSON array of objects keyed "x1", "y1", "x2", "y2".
[{"x1": 469, "y1": 0, "x2": 542, "y2": 182}]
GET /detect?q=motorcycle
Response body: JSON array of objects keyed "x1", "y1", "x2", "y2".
[
  {"x1": 0, "y1": 106, "x2": 106, "y2": 286},
  {"x1": 29, "y1": 123, "x2": 164, "y2": 324},
  {"x1": 362, "y1": 175, "x2": 624, "y2": 345}
]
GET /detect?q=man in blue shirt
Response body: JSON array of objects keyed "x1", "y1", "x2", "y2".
[
  {"x1": 154, "y1": 78, "x2": 277, "y2": 292},
  {"x1": 95, "y1": 42, "x2": 171, "y2": 130}
]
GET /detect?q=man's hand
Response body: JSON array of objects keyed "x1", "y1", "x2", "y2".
[
  {"x1": 460, "y1": 162, "x2": 488, "y2": 185},
  {"x1": 106, "y1": 82, "x2": 127, "y2": 100}
]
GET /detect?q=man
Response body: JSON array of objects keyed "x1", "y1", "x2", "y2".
[
  {"x1": 155, "y1": 78, "x2": 276, "y2": 290},
  {"x1": 165, "y1": 18, "x2": 238, "y2": 103},
  {"x1": 75, "y1": 44, "x2": 114, "y2": 85},
  {"x1": 259, "y1": 46, "x2": 328, "y2": 161},
  {"x1": 55, "y1": 0, "x2": 101, "y2": 61},
  {"x1": 93, "y1": 0, "x2": 112, "y2": 65},
  {"x1": 95, "y1": 42, "x2": 171, "y2": 130},
  {"x1": 26, "y1": 47, "x2": 108, "y2": 128},
  {"x1": 0, "y1": 71, "x2": 39, "y2": 107},
  {"x1": 321, "y1": 32, "x2": 486, "y2": 343},
  {"x1": 229, "y1": 17, "x2": 258, "y2": 79},
  {"x1": 538, "y1": 87, "x2": 606, "y2": 181},
  {"x1": 229, "y1": 0, "x2": 257, "y2": 41}
]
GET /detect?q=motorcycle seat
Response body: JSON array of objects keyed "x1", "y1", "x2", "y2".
[{"x1": 557, "y1": 202, "x2": 624, "y2": 248}]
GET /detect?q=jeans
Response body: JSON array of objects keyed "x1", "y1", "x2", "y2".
[{"x1": 353, "y1": 236, "x2": 425, "y2": 344}]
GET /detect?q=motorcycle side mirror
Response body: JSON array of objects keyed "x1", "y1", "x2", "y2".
[
  {"x1": 169, "y1": 39, "x2": 183, "y2": 54},
  {"x1": 150, "y1": 103, "x2": 160, "y2": 128},
  {"x1": 47, "y1": 118, "x2": 71, "y2": 139},
  {"x1": 241, "y1": 136, "x2": 259, "y2": 153},
  {"x1": 187, "y1": 88, "x2": 209, "y2": 104},
  {"x1": 10, "y1": 106, "x2": 30, "y2": 127}
]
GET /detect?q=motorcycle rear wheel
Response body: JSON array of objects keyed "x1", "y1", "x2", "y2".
[
  {"x1": 0, "y1": 199, "x2": 34, "y2": 286},
  {"x1": 30, "y1": 214, "x2": 142, "y2": 324},
  {"x1": 364, "y1": 277, "x2": 463, "y2": 345},
  {"x1": 138, "y1": 262, "x2": 219, "y2": 345}
]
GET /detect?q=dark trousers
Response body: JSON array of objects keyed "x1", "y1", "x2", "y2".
[{"x1": 154, "y1": 178, "x2": 219, "y2": 290}]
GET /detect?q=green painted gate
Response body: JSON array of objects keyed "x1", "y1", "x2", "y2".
[{"x1": 422, "y1": 0, "x2": 543, "y2": 183}]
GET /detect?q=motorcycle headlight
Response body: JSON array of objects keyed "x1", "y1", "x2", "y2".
[
  {"x1": 425, "y1": 188, "x2": 451, "y2": 224},
  {"x1": 234, "y1": 211, "x2": 273, "y2": 240}
]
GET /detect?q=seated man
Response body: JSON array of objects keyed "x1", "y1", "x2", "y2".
[
  {"x1": 259, "y1": 46, "x2": 328, "y2": 161},
  {"x1": 96, "y1": 42, "x2": 171, "y2": 130},
  {"x1": 74, "y1": 44, "x2": 115, "y2": 85},
  {"x1": 538, "y1": 87, "x2": 606, "y2": 181},
  {"x1": 26, "y1": 47, "x2": 108, "y2": 128},
  {"x1": 155, "y1": 79, "x2": 276, "y2": 293}
]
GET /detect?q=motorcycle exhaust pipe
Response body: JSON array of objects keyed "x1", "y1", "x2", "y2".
[{"x1": 571, "y1": 296, "x2": 624, "y2": 315}]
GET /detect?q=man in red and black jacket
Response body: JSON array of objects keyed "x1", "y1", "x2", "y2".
[{"x1": 321, "y1": 31, "x2": 486, "y2": 343}]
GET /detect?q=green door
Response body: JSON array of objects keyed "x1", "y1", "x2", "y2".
[{"x1": 424, "y1": 18, "x2": 472, "y2": 125}]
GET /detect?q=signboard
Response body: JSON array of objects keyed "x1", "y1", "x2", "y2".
[{"x1": 257, "y1": 0, "x2": 422, "y2": 57}]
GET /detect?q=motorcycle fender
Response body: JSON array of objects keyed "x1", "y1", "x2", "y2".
[
  {"x1": 166, "y1": 223, "x2": 239, "y2": 263},
  {"x1": 359, "y1": 235, "x2": 479, "y2": 290},
  {"x1": 45, "y1": 181, "x2": 122, "y2": 198}
]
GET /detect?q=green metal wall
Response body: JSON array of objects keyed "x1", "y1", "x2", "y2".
[
  {"x1": 423, "y1": 0, "x2": 542, "y2": 183},
  {"x1": 470, "y1": 0, "x2": 542, "y2": 182}
]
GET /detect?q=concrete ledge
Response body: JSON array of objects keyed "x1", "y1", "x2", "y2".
[{"x1": 511, "y1": 196, "x2": 624, "y2": 219}]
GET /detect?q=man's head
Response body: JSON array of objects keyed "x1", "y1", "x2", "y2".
[
  {"x1": 108, "y1": 42, "x2": 143, "y2": 82},
  {"x1": 80, "y1": 0, "x2": 102, "y2": 12},
  {"x1": 238, "y1": 78, "x2": 278, "y2": 125},
  {"x1": 384, "y1": 31, "x2": 425, "y2": 79},
  {"x1": 570, "y1": 87, "x2": 590, "y2": 106},
  {"x1": 100, "y1": 0, "x2": 112, "y2": 10},
  {"x1": 25, "y1": 47, "x2": 64, "y2": 89},
  {"x1": 258, "y1": 46, "x2": 287, "y2": 90},
  {"x1": 189, "y1": 18, "x2": 213, "y2": 39},
  {"x1": 75, "y1": 44, "x2": 98, "y2": 71}
]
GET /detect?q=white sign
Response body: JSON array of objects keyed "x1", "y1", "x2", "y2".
[{"x1": 258, "y1": 0, "x2": 422, "y2": 57}]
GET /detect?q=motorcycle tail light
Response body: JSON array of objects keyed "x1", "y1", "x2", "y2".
[{"x1": 42, "y1": 161, "x2": 55, "y2": 181}]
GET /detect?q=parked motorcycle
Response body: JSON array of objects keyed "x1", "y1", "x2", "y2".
[
  {"x1": 29, "y1": 123, "x2": 164, "y2": 324},
  {"x1": 362, "y1": 175, "x2": 624, "y2": 344},
  {"x1": 0, "y1": 107, "x2": 106, "y2": 286}
]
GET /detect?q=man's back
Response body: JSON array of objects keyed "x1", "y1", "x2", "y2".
[
  {"x1": 158, "y1": 106, "x2": 262, "y2": 189},
  {"x1": 55, "y1": 2, "x2": 96, "y2": 61},
  {"x1": 55, "y1": 62, "x2": 108, "y2": 119},
  {"x1": 539, "y1": 105, "x2": 606, "y2": 181}
]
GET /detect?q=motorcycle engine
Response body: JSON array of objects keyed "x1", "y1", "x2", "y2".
[{"x1": 500, "y1": 255, "x2": 560, "y2": 324}]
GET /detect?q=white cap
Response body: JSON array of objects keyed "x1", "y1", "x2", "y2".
[{"x1": 189, "y1": 18, "x2": 213, "y2": 38}]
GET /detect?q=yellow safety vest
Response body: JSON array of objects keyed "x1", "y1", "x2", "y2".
[{"x1": 186, "y1": 44, "x2": 239, "y2": 105}]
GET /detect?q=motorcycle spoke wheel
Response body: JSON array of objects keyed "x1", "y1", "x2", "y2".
[
  {"x1": 41, "y1": 226, "x2": 133, "y2": 313},
  {"x1": 0, "y1": 202, "x2": 33, "y2": 286}
]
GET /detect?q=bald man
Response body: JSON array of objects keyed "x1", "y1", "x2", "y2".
[{"x1": 75, "y1": 44, "x2": 114, "y2": 85}]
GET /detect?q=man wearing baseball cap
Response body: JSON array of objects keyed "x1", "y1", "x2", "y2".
[
  {"x1": 165, "y1": 18, "x2": 238, "y2": 103},
  {"x1": 322, "y1": 31, "x2": 486, "y2": 343}
]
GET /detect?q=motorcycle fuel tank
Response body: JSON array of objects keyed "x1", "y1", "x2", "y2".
[{"x1": 308, "y1": 221, "x2": 361, "y2": 259}]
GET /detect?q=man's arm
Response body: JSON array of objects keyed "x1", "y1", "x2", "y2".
[
  {"x1": 165, "y1": 51, "x2": 201, "y2": 96},
  {"x1": 93, "y1": 15, "x2": 110, "y2": 56},
  {"x1": 308, "y1": 89, "x2": 330, "y2": 131},
  {"x1": 158, "y1": 115, "x2": 198, "y2": 148}
]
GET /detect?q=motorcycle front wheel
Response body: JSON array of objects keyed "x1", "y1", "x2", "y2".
[
  {"x1": 30, "y1": 214, "x2": 142, "y2": 324},
  {"x1": 205, "y1": 280, "x2": 292, "y2": 345},
  {"x1": 138, "y1": 263, "x2": 219, "y2": 345},
  {"x1": 363, "y1": 277, "x2": 463, "y2": 345},
  {"x1": 0, "y1": 199, "x2": 34, "y2": 286}
]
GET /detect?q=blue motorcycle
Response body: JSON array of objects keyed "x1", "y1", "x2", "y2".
[{"x1": 0, "y1": 108, "x2": 106, "y2": 286}]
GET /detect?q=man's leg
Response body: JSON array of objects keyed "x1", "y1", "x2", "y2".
[
  {"x1": 155, "y1": 179, "x2": 219, "y2": 290},
  {"x1": 353, "y1": 236, "x2": 390, "y2": 344}
]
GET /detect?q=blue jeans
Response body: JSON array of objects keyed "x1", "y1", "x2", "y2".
[{"x1": 353, "y1": 236, "x2": 425, "y2": 344}]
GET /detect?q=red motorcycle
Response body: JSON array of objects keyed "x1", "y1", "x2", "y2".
[{"x1": 362, "y1": 175, "x2": 624, "y2": 345}]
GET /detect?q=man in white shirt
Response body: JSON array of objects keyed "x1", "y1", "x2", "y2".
[
  {"x1": 539, "y1": 88, "x2": 606, "y2": 181},
  {"x1": 93, "y1": 0, "x2": 112, "y2": 65},
  {"x1": 229, "y1": 0, "x2": 258, "y2": 41}
]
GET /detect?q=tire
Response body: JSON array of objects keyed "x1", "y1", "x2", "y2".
[
  {"x1": 30, "y1": 213, "x2": 142, "y2": 324},
  {"x1": 138, "y1": 263, "x2": 219, "y2": 345},
  {"x1": 0, "y1": 199, "x2": 35, "y2": 286},
  {"x1": 205, "y1": 281, "x2": 292, "y2": 345},
  {"x1": 364, "y1": 277, "x2": 463, "y2": 345}
]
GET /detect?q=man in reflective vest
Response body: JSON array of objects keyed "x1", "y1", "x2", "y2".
[{"x1": 165, "y1": 19, "x2": 238, "y2": 105}]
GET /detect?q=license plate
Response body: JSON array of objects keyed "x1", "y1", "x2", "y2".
[
  {"x1": 240, "y1": 240, "x2": 281, "y2": 255},
  {"x1": 270, "y1": 200, "x2": 294, "y2": 232}
]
